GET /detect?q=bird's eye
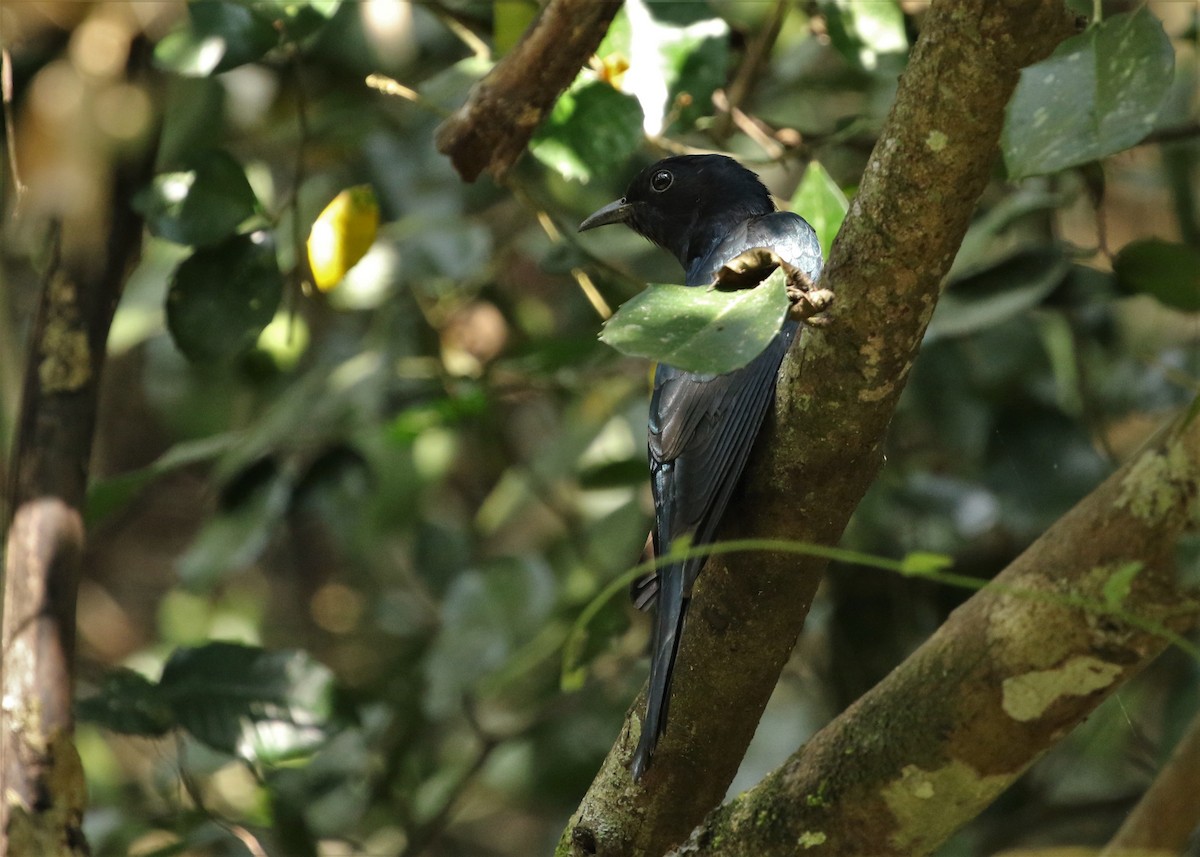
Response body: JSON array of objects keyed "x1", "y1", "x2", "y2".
[{"x1": 650, "y1": 170, "x2": 673, "y2": 192}]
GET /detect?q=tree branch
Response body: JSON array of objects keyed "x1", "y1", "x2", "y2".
[
  {"x1": 673, "y1": 412, "x2": 1200, "y2": 856},
  {"x1": 558, "y1": 1, "x2": 1079, "y2": 854},
  {"x1": 1, "y1": 74, "x2": 156, "y2": 854},
  {"x1": 435, "y1": 0, "x2": 622, "y2": 182}
]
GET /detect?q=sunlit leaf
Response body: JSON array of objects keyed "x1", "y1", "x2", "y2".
[
  {"x1": 1113, "y1": 239, "x2": 1200, "y2": 312},
  {"x1": 307, "y1": 185, "x2": 380, "y2": 292},
  {"x1": 135, "y1": 150, "x2": 259, "y2": 247},
  {"x1": 155, "y1": 1, "x2": 278, "y2": 76},
  {"x1": 1003, "y1": 7, "x2": 1175, "y2": 179},
  {"x1": 789, "y1": 160, "x2": 848, "y2": 261},
  {"x1": 598, "y1": 0, "x2": 729, "y2": 135},
  {"x1": 159, "y1": 642, "x2": 339, "y2": 763},
  {"x1": 166, "y1": 233, "x2": 283, "y2": 362},
  {"x1": 600, "y1": 267, "x2": 789, "y2": 375},
  {"x1": 530, "y1": 82, "x2": 643, "y2": 184}
]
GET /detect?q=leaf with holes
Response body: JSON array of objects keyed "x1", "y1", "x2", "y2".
[{"x1": 600, "y1": 267, "x2": 788, "y2": 375}]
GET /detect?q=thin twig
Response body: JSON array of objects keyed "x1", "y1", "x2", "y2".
[{"x1": 1, "y1": 48, "x2": 27, "y2": 215}]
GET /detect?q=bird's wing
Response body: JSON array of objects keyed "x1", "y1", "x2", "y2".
[
  {"x1": 651, "y1": 210, "x2": 819, "y2": 573},
  {"x1": 691, "y1": 210, "x2": 824, "y2": 285}
]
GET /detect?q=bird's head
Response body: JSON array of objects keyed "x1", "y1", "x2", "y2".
[{"x1": 579, "y1": 155, "x2": 775, "y2": 273}]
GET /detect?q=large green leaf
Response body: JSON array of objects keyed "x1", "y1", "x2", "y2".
[
  {"x1": 530, "y1": 82, "x2": 643, "y2": 184},
  {"x1": 1113, "y1": 239, "x2": 1200, "y2": 312},
  {"x1": 600, "y1": 267, "x2": 789, "y2": 374},
  {"x1": 135, "y1": 150, "x2": 259, "y2": 247},
  {"x1": 1003, "y1": 7, "x2": 1175, "y2": 179},
  {"x1": 155, "y1": 1, "x2": 278, "y2": 76},
  {"x1": 166, "y1": 233, "x2": 283, "y2": 362},
  {"x1": 789, "y1": 160, "x2": 848, "y2": 261}
]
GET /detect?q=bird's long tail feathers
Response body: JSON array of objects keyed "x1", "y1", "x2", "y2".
[{"x1": 630, "y1": 564, "x2": 688, "y2": 781}]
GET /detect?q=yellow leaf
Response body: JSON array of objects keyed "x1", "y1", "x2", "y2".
[{"x1": 306, "y1": 185, "x2": 380, "y2": 292}]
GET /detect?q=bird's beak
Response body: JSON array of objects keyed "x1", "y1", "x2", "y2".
[{"x1": 579, "y1": 198, "x2": 632, "y2": 232}]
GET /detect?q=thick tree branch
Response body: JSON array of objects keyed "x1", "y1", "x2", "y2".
[
  {"x1": 435, "y1": 0, "x2": 622, "y2": 182},
  {"x1": 559, "y1": 1, "x2": 1078, "y2": 855},
  {"x1": 673, "y1": 413, "x2": 1200, "y2": 856},
  {"x1": 1, "y1": 106, "x2": 155, "y2": 854}
]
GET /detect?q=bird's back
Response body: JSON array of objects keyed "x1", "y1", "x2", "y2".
[{"x1": 687, "y1": 210, "x2": 822, "y2": 286}]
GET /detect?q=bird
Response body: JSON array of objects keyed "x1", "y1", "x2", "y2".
[{"x1": 579, "y1": 155, "x2": 823, "y2": 780}]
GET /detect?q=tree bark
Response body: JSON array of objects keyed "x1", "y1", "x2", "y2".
[
  {"x1": 558, "y1": 1, "x2": 1079, "y2": 854},
  {"x1": 1, "y1": 112, "x2": 154, "y2": 856},
  {"x1": 672, "y1": 414, "x2": 1200, "y2": 856}
]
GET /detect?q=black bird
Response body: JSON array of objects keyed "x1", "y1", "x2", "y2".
[{"x1": 579, "y1": 155, "x2": 822, "y2": 780}]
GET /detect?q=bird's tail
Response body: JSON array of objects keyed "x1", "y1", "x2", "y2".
[{"x1": 630, "y1": 562, "x2": 688, "y2": 781}]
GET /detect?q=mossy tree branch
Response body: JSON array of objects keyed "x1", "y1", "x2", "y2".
[
  {"x1": 558, "y1": 1, "x2": 1081, "y2": 855},
  {"x1": 672, "y1": 413, "x2": 1200, "y2": 856}
]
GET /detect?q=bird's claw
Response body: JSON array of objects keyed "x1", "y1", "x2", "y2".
[{"x1": 788, "y1": 286, "x2": 834, "y2": 323}]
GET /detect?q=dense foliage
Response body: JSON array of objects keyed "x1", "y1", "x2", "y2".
[{"x1": 1, "y1": 1, "x2": 1197, "y2": 855}]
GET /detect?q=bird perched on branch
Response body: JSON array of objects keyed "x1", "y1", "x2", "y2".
[{"x1": 579, "y1": 155, "x2": 822, "y2": 780}]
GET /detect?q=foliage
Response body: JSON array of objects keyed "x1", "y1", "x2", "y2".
[
  {"x1": 600, "y1": 268, "x2": 789, "y2": 374},
  {"x1": 0, "y1": 0, "x2": 1197, "y2": 855}
]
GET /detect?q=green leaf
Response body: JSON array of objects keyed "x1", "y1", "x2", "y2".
[
  {"x1": 159, "y1": 642, "x2": 339, "y2": 763},
  {"x1": 600, "y1": 267, "x2": 789, "y2": 374},
  {"x1": 789, "y1": 160, "x2": 848, "y2": 261},
  {"x1": 597, "y1": 0, "x2": 729, "y2": 135},
  {"x1": 530, "y1": 82, "x2": 643, "y2": 184},
  {"x1": 77, "y1": 643, "x2": 340, "y2": 764},
  {"x1": 135, "y1": 150, "x2": 259, "y2": 247},
  {"x1": 166, "y1": 233, "x2": 283, "y2": 363},
  {"x1": 258, "y1": 0, "x2": 343, "y2": 40},
  {"x1": 819, "y1": 0, "x2": 908, "y2": 72},
  {"x1": 1003, "y1": 7, "x2": 1175, "y2": 179},
  {"x1": 1102, "y1": 561, "x2": 1144, "y2": 610},
  {"x1": 77, "y1": 669, "x2": 174, "y2": 737},
  {"x1": 926, "y1": 248, "x2": 1069, "y2": 341},
  {"x1": 155, "y1": 1, "x2": 278, "y2": 76},
  {"x1": 1113, "y1": 239, "x2": 1200, "y2": 312}
]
